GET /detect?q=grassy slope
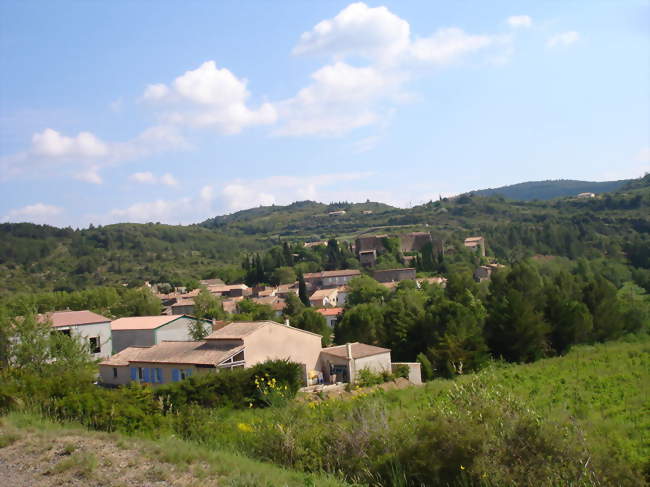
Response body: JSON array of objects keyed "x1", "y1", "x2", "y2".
[
  {"x1": 384, "y1": 337, "x2": 650, "y2": 470},
  {"x1": 470, "y1": 179, "x2": 630, "y2": 201},
  {"x1": 0, "y1": 412, "x2": 347, "y2": 487}
]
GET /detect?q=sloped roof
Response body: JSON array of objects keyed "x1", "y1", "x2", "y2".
[
  {"x1": 100, "y1": 341, "x2": 242, "y2": 367},
  {"x1": 206, "y1": 320, "x2": 322, "y2": 340},
  {"x1": 40, "y1": 310, "x2": 111, "y2": 328},
  {"x1": 309, "y1": 288, "x2": 339, "y2": 300},
  {"x1": 320, "y1": 342, "x2": 390, "y2": 359},
  {"x1": 111, "y1": 315, "x2": 193, "y2": 331},
  {"x1": 316, "y1": 307, "x2": 343, "y2": 317},
  {"x1": 303, "y1": 269, "x2": 361, "y2": 279}
]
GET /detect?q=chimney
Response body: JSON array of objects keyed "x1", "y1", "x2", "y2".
[
  {"x1": 346, "y1": 342, "x2": 353, "y2": 359},
  {"x1": 284, "y1": 318, "x2": 290, "y2": 327}
]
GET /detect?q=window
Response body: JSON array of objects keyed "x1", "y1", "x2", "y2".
[
  {"x1": 88, "y1": 337, "x2": 101, "y2": 354},
  {"x1": 112, "y1": 367, "x2": 118, "y2": 378},
  {"x1": 138, "y1": 367, "x2": 144, "y2": 381},
  {"x1": 154, "y1": 368, "x2": 163, "y2": 383},
  {"x1": 180, "y1": 368, "x2": 192, "y2": 380}
]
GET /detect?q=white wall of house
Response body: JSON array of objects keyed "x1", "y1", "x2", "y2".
[
  {"x1": 156, "y1": 316, "x2": 211, "y2": 342},
  {"x1": 112, "y1": 317, "x2": 211, "y2": 353},
  {"x1": 56, "y1": 322, "x2": 112, "y2": 359},
  {"x1": 337, "y1": 291, "x2": 348, "y2": 306},
  {"x1": 242, "y1": 324, "x2": 323, "y2": 372},
  {"x1": 354, "y1": 352, "x2": 392, "y2": 376}
]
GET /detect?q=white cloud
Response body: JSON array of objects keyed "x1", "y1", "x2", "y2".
[
  {"x1": 75, "y1": 166, "x2": 103, "y2": 184},
  {"x1": 408, "y1": 28, "x2": 496, "y2": 65},
  {"x1": 281, "y1": 3, "x2": 510, "y2": 136},
  {"x1": 547, "y1": 31, "x2": 580, "y2": 47},
  {"x1": 142, "y1": 83, "x2": 170, "y2": 101},
  {"x1": 108, "y1": 198, "x2": 194, "y2": 223},
  {"x1": 142, "y1": 61, "x2": 277, "y2": 134},
  {"x1": 129, "y1": 171, "x2": 178, "y2": 186},
  {"x1": 160, "y1": 173, "x2": 178, "y2": 186},
  {"x1": 220, "y1": 172, "x2": 373, "y2": 211},
  {"x1": 1, "y1": 125, "x2": 188, "y2": 183},
  {"x1": 507, "y1": 15, "x2": 532, "y2": 28},
  {"x1": 275, "y1": 62, "x2": 405, "y2": 136},
  {"x1": 32, "y1": 128, "x2": 108, "y2": 158},
  {"x1": 352, "y1": 135, "x2": 380, "y2": 153},
  {"x1": 293, "y1": 2, "x2": 410, "y2": 63},
  {"x1": 3, "y1": 203, "x2": 63, "y2": 224}
]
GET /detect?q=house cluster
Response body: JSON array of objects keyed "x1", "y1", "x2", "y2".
[
  {"x1": 42, "y1": 309, "x2": 421, "y2": 387},
  {"x1": 354, "y1": 231, "x2": 443, "y2": 267}
]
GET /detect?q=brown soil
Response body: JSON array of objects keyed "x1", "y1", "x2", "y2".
[{"x1": 0, "y1": 426, "x2": 214, "y2": 486}]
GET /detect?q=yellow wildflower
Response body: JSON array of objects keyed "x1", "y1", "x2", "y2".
[{"x1": 237, "y1": 422, "x2": 253, "y2": 433}]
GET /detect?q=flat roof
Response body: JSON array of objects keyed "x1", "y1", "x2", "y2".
[{"x1": 320, "y1": 342, "x2": 390, "y2": 359}]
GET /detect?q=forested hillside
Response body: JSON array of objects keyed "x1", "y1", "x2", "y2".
[
  {"x1": 469, "y1": 178, "x2": 630, "y2": 200},
  {"x1": 0, "y1": 175, "x2": 648, "y2": 295}
]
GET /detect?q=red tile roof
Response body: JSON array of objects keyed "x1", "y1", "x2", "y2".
[{"x1": 316, "y1": 307, "x2": 343, "y2": 317}]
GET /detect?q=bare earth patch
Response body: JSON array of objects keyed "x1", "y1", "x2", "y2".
[{"x1": 0, "y1": 427, "x2": 214, "y2": 486}]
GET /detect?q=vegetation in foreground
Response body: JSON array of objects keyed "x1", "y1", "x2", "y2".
[
  {"x1": 0, "y1": 412, "x2": 346, "y2": 487},
  {"x1": 1, "y1": 335, "x2": 647, "y2": 486}
]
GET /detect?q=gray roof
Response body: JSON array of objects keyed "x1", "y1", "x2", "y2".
[
  {"x1": 100, "y1": 341, "x2": 242, "y2": 367},
  {"x1": 320, "y1": 342, "x2": 391, "y2": 359}
]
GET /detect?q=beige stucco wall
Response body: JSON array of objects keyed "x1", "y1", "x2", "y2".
[
  {"x1": 242, "y1": 324, "x2": 322, "y2": 372},
  {"x1": 99, "y1": 362, "x2": 217, "y2": 387},
  {"x1": 391, "y1": 362, "x2": 422, "y2": 384}
]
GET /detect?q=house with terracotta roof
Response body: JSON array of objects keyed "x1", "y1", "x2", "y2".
[
  {"x1": 315, "y1": 307, "x2": 343, "y2": 329},
  {"x1": 309, "y1": 288, "x2": 339, "y2": 308},
  {"x1": 41, "y1": 310, "x2": 112, "y2": 359},
  {"x1": 110, "y1": 315, "x2": 212, "y2": 353},
  {"x1": 170, "y1": 298, "x2": 195, "y2": 315},
  {"x1": 99, "y1": 320, "x2": 323, "y2": 386}
]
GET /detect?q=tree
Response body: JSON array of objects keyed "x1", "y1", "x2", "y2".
[
  {"x1": 283, "y1": 292, "x2": 305, "y2": 319},
  {"x1": 293, "y1": 308, "x2": 331, "y2": 346},
  {"x1": 193, "y1": 287, "x2": 225, "y2": 321},
  {"x1": 485, "y1": 262, "x2": 550, "y2": 362},
  {"x1": 345, "y1": 275, "x2": 389, "y2": 308},
  {"x1": 298, "y1": 274, "x2": 310, "y2": 307},
  {"x1": 188, "y1": 319, "x2": 211, "y2": 340},
  {"x1": 335, "y1": 303, "x2": 384, "y2": 345},
  {"x1": 270, "y1": 266, "x2": 297, "y2": 286}
]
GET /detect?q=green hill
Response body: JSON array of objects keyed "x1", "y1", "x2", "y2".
[
  {"x1": 0, "y1": 175, "x2": 648, "y2": 294},
  {"x1": 469, "y1": 178, "x2": 631, "y2": 201}
]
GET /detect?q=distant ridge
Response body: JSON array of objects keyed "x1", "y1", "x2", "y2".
[{"x1": 469, "y1": 179, "x2": 631, "y2": 201}]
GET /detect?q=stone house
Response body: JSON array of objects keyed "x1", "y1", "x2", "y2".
[
  {"x1": 464, "y1": 236, "x2": 486, "y2": 257},
  {"x1": 373, "y1": 267, "x2": 416, "y2": 283},
  {"x1": 303, "y1": 269, "x2": 361, "y2": 290}
]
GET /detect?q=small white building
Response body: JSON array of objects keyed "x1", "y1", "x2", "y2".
[
  {"x1": 315, "y1": 307, "x2": 343, "y2": 329},
  {"x1": 41, "y1": 310, "x2": 112, "y2": 359},
  {"x1": 309, "y1": 288, "x2": 339, "y2": 308},
  {"x1": 319, "y1": 342, "x2": 392, "y2": 384},
  {"x1": 110, "y1": 315, "x2": 212, "y2": 353}
]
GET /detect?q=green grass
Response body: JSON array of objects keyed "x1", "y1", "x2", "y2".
[{"x1": 1, "y1": 411, "x2": 349, "y2": 487}]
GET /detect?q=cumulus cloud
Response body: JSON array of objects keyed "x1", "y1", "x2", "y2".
[
  {"x1": 507, "y1": 15, "x2": 532, "y2": 28},
  {"x1": 280, "y1": 2, "x2": 510, "y2": 136},
  {"x1": 3, "y1": 203, "x2": 63, "y2": 224},
  {"x1": 293, "y1": 2, "x2": 410, "y2": 63},
  {"x1": 274, "y1": 62, "x2": 405, "y2": 136},
  {"x1": 32, "y1": 128, "x2": 108, "y2": 158},
  {"x1": 142, "y1": 61, "x2": 277, "y2": 134},
  {"x1": 547, "y1": 31, "x2": 580, "y2": 47},
  {"x1": 1, "y1": 125, "x2": 187, "y2": 183},
  {"x1": 220, "y1": 172, "x2": 373, "y2": 211},
  {"x1": 129, "y1": 171, "x2": 178, "y2": 186}
]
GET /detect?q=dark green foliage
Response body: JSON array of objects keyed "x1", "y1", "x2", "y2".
[
  {"x1": 154, "y1": 360, "x2": 302, "y2": 411},
  {"x1": 292, "y1": 308, "x2": 330, "y2": 346},
  {"x1": 471, "y1": 178, "x2": 630, "y2": 201}
]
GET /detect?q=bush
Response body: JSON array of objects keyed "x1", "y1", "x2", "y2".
[
  {"x1": 355, "y1": 368, "x2": 394, "y2": 388},
  {"x1": 155, "y1": 360, "x2": 303, "y2": 411}
]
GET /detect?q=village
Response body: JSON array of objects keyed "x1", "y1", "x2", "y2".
[{"x1": 40, "y1": 232, "x2": 501, "y2": 390}]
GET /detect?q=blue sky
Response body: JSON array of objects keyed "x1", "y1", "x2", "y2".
[{"x1": 1, "y1": 1, "x2": 648, "y2": 227}]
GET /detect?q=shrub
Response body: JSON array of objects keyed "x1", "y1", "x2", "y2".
[{"x1": 355, "y1": 368, "x2": 394, "y2": 388}]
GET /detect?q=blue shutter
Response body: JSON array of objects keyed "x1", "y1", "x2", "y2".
[
  {"x1": 156, "y1": 368, "x2": 163, "y2": 383},
  {"x1": 172, "y1": 368, "x2": 180, "y2": 382},
  {"x1": 143, "y1": 367, "x2": 150, "y2": 382},
  {"x1": 186, "y1": 368, "x2": 193, "y2": 377},
  {"x1": 130, "y1": 367, "x2": 137, "y2": 381}
]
